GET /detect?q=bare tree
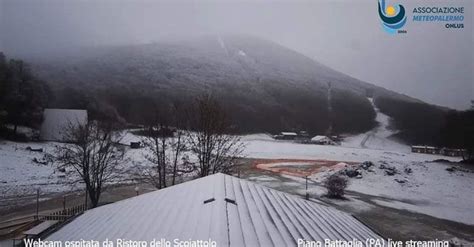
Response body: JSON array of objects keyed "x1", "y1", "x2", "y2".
[
  {"x1": 187, "y1": 95, "x2": 245, "y2": 177},
  {"x1": 140, "y1": 103, "x2": 193, "y2": 189},
  {"x1": 53, "y1": 121, "x2": 125, "y2": 208}
]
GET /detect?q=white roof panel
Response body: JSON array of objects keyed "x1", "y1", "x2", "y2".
[
  {"x1": 47, "y1": 173, "x2": 381, "y2": 246},
  {"x1": 24, "y1": 220, "x2": 59, "y2": 236}
]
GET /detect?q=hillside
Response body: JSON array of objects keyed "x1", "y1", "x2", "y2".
[{"x1": 27, "y1": 35, "x2": 446, "y2": 139}]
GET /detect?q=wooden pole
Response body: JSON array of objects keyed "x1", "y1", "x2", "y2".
[
  {"x1": 305, "y1": 176, "x2": 308, "y2": 190},
  {"x1": 35, "y1": 188, "x2": 39, "y2": 220},
  {"x1": 305, "y1": 176, "x2": 309, "y2": 200}
]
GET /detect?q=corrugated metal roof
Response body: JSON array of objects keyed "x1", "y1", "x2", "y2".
[
  {"x1": 40, "y1": 108, "x2": 88, "y2": 141},
  {"x1": 47, "y1": 173, "x2": 381, "y2": 246}
]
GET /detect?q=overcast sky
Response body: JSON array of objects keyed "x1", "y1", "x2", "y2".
[{"x1": 1, "y1": 0, "x2": 473, "y2": 109}]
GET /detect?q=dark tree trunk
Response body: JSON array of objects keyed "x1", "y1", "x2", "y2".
[{"x1": 89, "y1": 190, "x2": 100, "y2": 208}]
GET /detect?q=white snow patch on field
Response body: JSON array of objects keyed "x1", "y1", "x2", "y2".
[
  {"x1": 241, "y1": 136, "x2": 459, "y2": 163},
  {"x1": 0, "y1": 137, "x2": 141, "y2": 207},
  {"x1": 266, "y1": 162, "x2": 314, "y2": 167},
  {"x1": 273, "y1": 158, "x2": 474, "y2": 225},
  {"x1": 241, "y1": 135, "x2": 473, "y2": 225},
  {"x1": 0, "y1": 130, "x2": 196, "y2": 209},
  {"x1": 0, "y1": 141, "x2": 81, "y2": 202},
  {"x1": 349, "y1": 161, "x2": 474, "y2": 225}
]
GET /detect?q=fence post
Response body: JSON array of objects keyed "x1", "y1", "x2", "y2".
[
  {"x1": 35, "y1": 188, "x2": 40, "y2": 220},
  {"x1": 62, "y1": 196, "x2": 66, "y2": 216},
  {"x1": 85, "y1": 190, "x2": 88, "y2": 209}
]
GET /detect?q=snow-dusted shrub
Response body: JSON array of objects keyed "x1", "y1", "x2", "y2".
[{"x1": 324, "y1": 174, "x2": 348, "y2": 198}]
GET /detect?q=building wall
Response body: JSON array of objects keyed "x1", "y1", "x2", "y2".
[{"x1": 40, "y1": 109, "x2": 88, "y2": 141}]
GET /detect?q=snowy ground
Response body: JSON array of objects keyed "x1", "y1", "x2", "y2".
[
  {"x1": 312, "y1": 161, "x2": 474, "y2": 225},
  {"x1": 238, "y1": 98, "x2": 473, "y2": 226},
  {"x1": 241, "y1": 137, "x2": 473, "y2": 226},
  {"x1": 1, "y1": 126, "x2": 472, "y2": 227},
  {"x1": 241, "y1": 134, "x2": 458, "y2": 163},
  {"x1": 0, "y1": 130, "x2": 193, "y2": 211},
  {"x1": 0, "y1": 141, "x2": 81, "y2": 209},
  {"x1": 0, "y1": 136, "x2": 147, "y2": 211}
]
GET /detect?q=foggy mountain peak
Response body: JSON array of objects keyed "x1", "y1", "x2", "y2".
[{"x1": 31, "y1": 34, "x2": 420, "y2": 103}]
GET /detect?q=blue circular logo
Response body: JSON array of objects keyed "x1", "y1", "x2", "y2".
[{"x1": 378, "y1": 0, "x2": 407, "y2": 34}]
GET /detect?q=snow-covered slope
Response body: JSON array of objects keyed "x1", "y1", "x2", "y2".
[{"x1": 342, "y1": 98, "x2": 409, "y2": 152}]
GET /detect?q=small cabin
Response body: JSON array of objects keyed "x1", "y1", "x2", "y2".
[
  {"x1": 441, "y1": 148, "x2": 465, "y2": 157},
  {"x1": 274, "y1": 132, "x2": 298, "y2": 140},
  {"x1": 426, "y1": 146, "x2": 441, "y2": 154},
  {"x1": 411, "y1": 146, "x2": 440, "y2": 154},
  {"x1": 412, "y1": 146, "x2": 465, "y2": 157},
  {"x1": 411, "y1": 146, "x2": 426, "y2": 153},
  {"x1": 310, "y1": 135, "x2": 333, "y2": 145}
]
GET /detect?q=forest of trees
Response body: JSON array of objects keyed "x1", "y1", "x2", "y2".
[
  {"x1": 0, "y1": 52, "x2": 52, "y2": 138},
  {"x1": 54, "y1": 84, "x2": 378, "y2": 136},
  {"x1": 441, "y1": 110, "x2": 474, "y2": 161},
  {"x1": 374, "y1": 95, "x2": 448, "y2": 145},
  {"x1": 374, "y1": 95, "x2": 474, "y2": 162}
]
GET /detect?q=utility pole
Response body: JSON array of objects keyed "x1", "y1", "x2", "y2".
[{"x1": 326, "y1": 81, "x2": 333, "y2": 137}]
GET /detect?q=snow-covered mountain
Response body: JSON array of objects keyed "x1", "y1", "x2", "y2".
[{"x1": 29, "y1": 35, "x2": 438, "y2": 136}]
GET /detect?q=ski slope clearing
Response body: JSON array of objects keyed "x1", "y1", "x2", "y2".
[{"x1": 342, "y1": 98, "x2": 408, "y2": 152}]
